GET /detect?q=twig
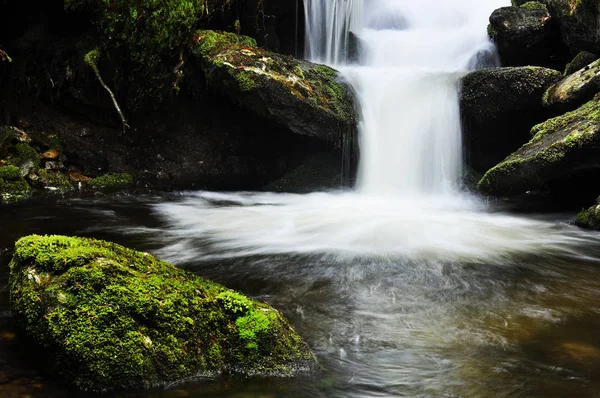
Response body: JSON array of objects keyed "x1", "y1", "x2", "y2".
[{"x1": 84, "y1": 49, "x2": 129, "y2": 133}]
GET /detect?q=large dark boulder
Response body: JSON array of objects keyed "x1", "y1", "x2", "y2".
[
  {"x1": 193, "y1": 30, "x2": 356, "y2": 144},
  {"x1": 545, "y1": 0, "x2": 600, "y2": 55},
  {"x1": 478, "y1": 95, "x2": 600, "y2": 197},
  {"x1": 544, "y1": 58, "x2": 600, "y2": 112},
  {"x1": 9, "y1": 235, "x2": 316, "y2": 392},
  {"x1": 488, "y1": 3, "x2": 569, "y2": 68},
  {"x1": 460, "y1": 66, "x2": 562, "y2": 173}
]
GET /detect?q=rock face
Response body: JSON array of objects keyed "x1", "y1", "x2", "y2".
[
  {"x1": 575, "y1": 200, "x2": 600, "y2": 230},
  {"x1": 545, "y1": 0, "x2": 600, "y2": 55},
  {"x1": 193, "y1": 30, "x2": 356, "y2": 144},
  {"x1": 478, "y1": 95, "x2": 600, "y2": 197},
  {"x1": 460, "y1": 66, "x2": 562, "y2": 172},
  {"x1": 9, "y1": 235, "x2": 315, "y2": 392},
  {"x1": 488, "y1": 3, "x2": 568, "y2": 68},
  {"x1": 544, "y1": 59, "x2": 600, "y2": 111}
]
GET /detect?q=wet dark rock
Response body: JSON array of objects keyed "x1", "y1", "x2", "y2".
[
  {"x1": 192, "y1": 30, "x2": 356, "y2": 144},
  {"x1": 564, "y1": 51, "x2": 599, "y2": 76},
  {"x1": 488, "y1": 3, "x2": 569, "y2": 68},
  {"x1": 478, "y1": 95, "x2": 600, "y2": 197},
  {"x1": 460, "y1": 66, "x2": 562, "y2": 173},
  {"x1": 544, "y1": 59, "x2": 600, "y2": 112},
  {"x1": 545, "y1": 0, "x2": 600, "y2": 55}
]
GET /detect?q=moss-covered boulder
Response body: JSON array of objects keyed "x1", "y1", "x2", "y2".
[
  {"x1": 544, "y1": 59, "x2": 600, "y2": 111},
  {"x1": 574, "y1": 200, "x2": 600, "y2": 230},
  {"x1": 0, "y1": 164, "x2": 32, "y2": 203},
  {"x1": 9, "y1": 235, "x2": 315, "y2": 392},
  {"x1": 460, "y1": 66, "x2": 562, "y2": 172},
  {"x1": 564, "y1": 51, "x2": 599, "y2": 76},
  {"x1": 192, "y1": 30, "x2": 356, "y2": 144},
  {"x1": 478, "y1": 95, "x2": 600, "y2": 197},
  {"x1": 488, "y1": 3, "x2": 569, "y2": 69}
]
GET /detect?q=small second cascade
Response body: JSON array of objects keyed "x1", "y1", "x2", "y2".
[{"x1": 305, "y1": 0, "x2": 506, "y2": 195}]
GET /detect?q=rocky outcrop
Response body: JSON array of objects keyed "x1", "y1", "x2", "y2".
[
  {"x1": 544, "y1": 59, "x2": 600, "y2": 111},
  {"x1": 478, "y1": 95, "x2": 600, "y2": 197},
  {"x1": 192, "y1": 30, "x2": 356, "y2": 144},
  {"x1": 545, "y1": 0, "x2": 600, "y2": 55},
  {"x1": 488, "y1": 3, "x2": 569, "y2": 69},
  {"x1": 9, "y1": 235, "x2": 316, "y2": 392},
  {"x1": 575, "y1": 200, "x2": 600, "y2": 230},
  {"x1": 460, "y1": 66, "x2": 562, "y2": 172},
  {"x1": 564, "y1": 51, "x2": 599, "y2": 75}
]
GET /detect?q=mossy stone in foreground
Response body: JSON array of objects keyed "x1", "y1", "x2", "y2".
[{"x1": 9, "y1": 235, "x2": 315, "y2": 392}]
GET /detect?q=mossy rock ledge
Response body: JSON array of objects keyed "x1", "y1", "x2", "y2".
[
  {"x1": 9, "y1": 235, "x2": 316, "y2": 392},
  {"x1": 460, "y1": 66, "x2": 562, "y2": 172},
  {"x1": 478, "y1": 95, "x2": 600, "y2": 197},
  {"x1": 192, "y1": 30, "x2": 356, "y2": 144}
]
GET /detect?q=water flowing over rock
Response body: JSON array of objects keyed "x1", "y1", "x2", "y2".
[
  {"x1": 460, "y1": 66, "x2": 562, "y2": 173},
  {"x1": 544, "y1": 59, "x2": 600, "y2": 111},
  {"x1": 9, "y1": 235, "x2": 316, "y2": 392},
  {"x1": 478, "y1": 95, "x2": 600, "y2": 197},
  {"x1": 193, "y1": 30, "x2": 356, "y2": 144},
  {"x1": 488, "y1": 3, "x2": 569, "y2": 68}
]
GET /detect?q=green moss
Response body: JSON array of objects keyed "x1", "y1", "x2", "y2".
[
  {"x1": 0, "y1": 176, "x2": 32, "y2": 203},
  {"x1": 9, "y1": 235, "x2": 315, "y2": 392},
  {"x1": 37, "y1": 169, "x2": 74, "y2": 192},
  {"x1": 564, "y1": 51, "x2": 598, "y2": 75},
  {"x1": 12, "y1": 143, "x2": 40, "y2": 169},
  {"x1": 89, "y1": 173, "x2": 133, "y2": 189},
  {"x1": 0, "y1": 165, "x2": 21, "y2": 180},
  {"x1": 519, "y1": 2, "x2": 547, "y2": 11},
  {"x1": 478, "y1": 98, "x2": 600, "y2": 195},
  {"x1": 234, "y1": 71, "x2": 256, "y2": 92}
]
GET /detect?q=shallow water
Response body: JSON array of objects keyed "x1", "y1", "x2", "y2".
[{"x1": 3, "y1": 193, "x2": 600, "y2": 397}]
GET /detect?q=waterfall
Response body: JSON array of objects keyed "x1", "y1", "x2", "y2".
[
  {"x1": 303, "y1": 0, "x2": 363, "y2": 65},
  {"x1": 151, "y1": 0, "x2": 581, "y2": 262},
  {"x1": 305, "y1": 0, "x2": 505, "y2": 194}
]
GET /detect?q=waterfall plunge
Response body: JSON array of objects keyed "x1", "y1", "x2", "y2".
[
  {"x1": 151, "y1": 0, "x2": 594, "y2": 262},
  {"x1": 305, "y1": 0, "x2": 504, "y2": 194}
]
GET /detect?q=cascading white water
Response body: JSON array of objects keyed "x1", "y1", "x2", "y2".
[
  {"x1": 303, "y1": 0, "x2": 363, "y2": 65},
  {"x1": 306, "y1": 0, "x2": 504, "y2": 194}
]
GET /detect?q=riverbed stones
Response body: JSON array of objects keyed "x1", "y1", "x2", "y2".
[
  {"x1": 488, "y1": 3, "x2": 569, "y2": 68},
  {"x1": 478, "y1": 95, "x2": 600, "y2": 197},
  {"x1": 9, "y1": 235, "x2": 316, "y2": 392},
  {"x1": 192, "y1": 30, "x2": 356, "y2": 144},
  {"x1": 460, "y1": 66, "x2": 562, "y2": 172}
]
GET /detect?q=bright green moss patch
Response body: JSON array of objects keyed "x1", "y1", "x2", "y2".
[
  {"x1": 9, "y1": 235, "x2": 315, "y2": 392},
  {"x1": 37, "y1": 170, "x2": 74, "y2": 192},
  {"x1": 0, "y1": 165, "x2": 21, "y2": 180},
  {"x1": 12, "y1": 143, "x2": 40, "y2": 169},
  {"x1": 89, "y1": 173, "x2": 134, "y2": 189},
  {"x1": 564, "y1": 51, "x2": 598, "y2": 75},
  {"x1": 519, "y1": 1, "x2": 547, "y2": 11}
]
